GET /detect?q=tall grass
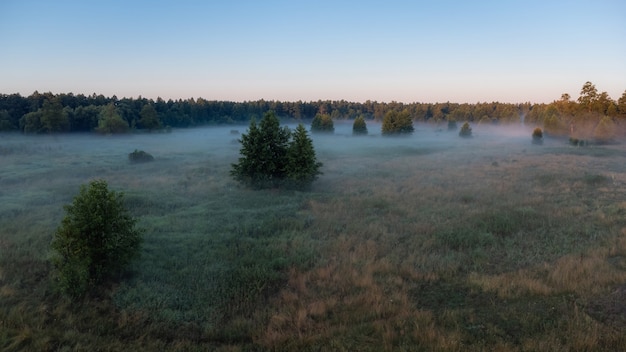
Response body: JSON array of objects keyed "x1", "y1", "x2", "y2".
[{"x1": 1, "y1": 128, "x2": 626, "y2": 350}]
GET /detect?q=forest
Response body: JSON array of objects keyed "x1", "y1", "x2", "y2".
[{"x1": 1, "y1": 81, "x2": 625, "y2": 138}]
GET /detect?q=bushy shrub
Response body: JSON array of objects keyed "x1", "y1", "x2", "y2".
[
  {"x1": 459, "y1": 122, "x2": 472, "y2": 138},
  {"x1": 532, "y1": 127, "x2": 543, "y2": 145},
  {"x1": 51, "y1": 180, "x2": 143, "y2": 298},
  {"x1": 311, "y1": 113, "x2": 334, "y2": 133},
  {"x1": 128, "y1": 149, "x2": 154, "y2": 163},
  {"x1": 352, "y1": 115, "x2": 368, "y2": 135},
  {"x1": 231, "y1": 111, "x2": 322, "y2": 189}
]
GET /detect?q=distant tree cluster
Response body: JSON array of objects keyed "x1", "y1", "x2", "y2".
[
  {"x1": 525, "y1": 82, "x2": 626, "y2": 143},
  {"x1": 1, "y1": 82, "x2": 624, "y2": 138},
  {"x1": 230, "y1": 111, "x2": 322, "y2": 189}
]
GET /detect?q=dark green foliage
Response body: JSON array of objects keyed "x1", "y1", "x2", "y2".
[
  {"x1": 96, "y1": 103, "x2": 129, "y2": 134},
  {"x1": 352, "y1": 115, "x2": 368, "y2": 135},
  {"x1": 138, "y1": 104, "x2": 161, "y2": 131},
  {"x1": 532, "y1": 127, "x2": 543, "y2": 144},
  {"x1": 286, "y1": 124, "x2": 323, "y2": 189},
  {"x1": 382, "y1": 109, "x2": 414, "y2": 135},
  {"x1": 40, "y1": 97, "x2": 70, "y2": 133},
  {"x1": 51, "y1": 180, "x2": 143, "y2": 298},
  {"x1": 128, "y1": 149, "x2": 154, "y2": 163},
  {"x1": 459, "y1": 122, "x2": 472, "y2": 137},
  {"x1": 311, "y1": 113, "x2": 334, "y2": 133},
  {"x1": 231, "y1": 111, "x2": 321, "y2": 189}
]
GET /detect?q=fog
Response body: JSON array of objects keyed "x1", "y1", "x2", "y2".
[{"x1": 0, "y1": 121, "x2": 550, "y2": 185}]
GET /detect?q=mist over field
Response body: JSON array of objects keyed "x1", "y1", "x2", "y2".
[{"x1": 2, "y1": 121, "x2": 626, "y2": 350}]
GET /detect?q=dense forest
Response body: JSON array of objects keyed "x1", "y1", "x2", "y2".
[{"x1": 1, "y1": 82, "x2": 625, "y2": 138}]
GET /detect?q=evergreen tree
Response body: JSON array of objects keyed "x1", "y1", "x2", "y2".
[
  {"x1": 51, "y1": 180, "x2": 143, "y2": 298},
  {"x1": 459, "y1": 122, "x2": 472, "y2": 138},
  {"x1": 352, "y1": 115, "x2": 368, "y2": 135},
  {"x1": 286, "y1": 124, "x2": 323, "y2": 189},
  {"x1": 311, "y1": 113, "x2": 334, "y2": 133},
  {"x1": 382, "y1": 109, "x2": 413, "y2": 135},
  {"x1": 230, "y1": 111, "x2": 291, "y2": 188}
]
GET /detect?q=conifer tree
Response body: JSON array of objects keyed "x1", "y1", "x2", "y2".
[
  {"x1": 382, "y1": 109, "x2": 413, "y2": 135},
  {"x1": 352, "y1": 115, "x2": 368, "y2": 135},
  {"x1": 286, "y1": 124, "x2": 323, "y2": 189},
  {"x1": 459, "y1": 122, "x2": 472, "y2": 137},
  {"x1": 311, "y1": 113, "x2": 334, "y2": 133}
]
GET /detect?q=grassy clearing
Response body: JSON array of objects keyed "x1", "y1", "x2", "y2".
[{"x1": 1, "y1": 127, "x2": 626, "y2": 350}]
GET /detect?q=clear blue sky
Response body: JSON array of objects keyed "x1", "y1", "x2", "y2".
[{"x1": 1, "y1": 0, "x2": 624, "y2": 103}]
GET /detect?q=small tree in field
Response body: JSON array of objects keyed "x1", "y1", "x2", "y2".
[
  {"x1": 532, "y1": 127, "x2": 543, "y2": 144},
  {"x1": 459, "y1": 122, "x2": 472, "y2": 138},
  {"x1": 352, "y1": 115, "x2": 368, "y2": 135},
  {"x1": 382, "y1": 110, "x2": 414, "y2": 135},
  {"x1": 311, "y1": 113, "x2": 334, "y2": 133},
  {"x1": 286, "y1": 124, "x2": 323, "y2": 189},
  {"x1": 230, "y1": 111, "x2": 291, "y2": 188},
  {"x1": 51, "y1": 180, "x2": 143, "y2": 298},
  {"x1": 231, "y1": 111, "x2": 322, "y2": 189}
]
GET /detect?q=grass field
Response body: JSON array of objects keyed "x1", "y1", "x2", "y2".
[{"x1": 1, "y1": 122, "x2": 626, "y2": 351}]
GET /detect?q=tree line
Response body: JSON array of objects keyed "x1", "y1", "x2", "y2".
[{"x1": 0, "y1": 82, "x2": 624, "y2": 135}]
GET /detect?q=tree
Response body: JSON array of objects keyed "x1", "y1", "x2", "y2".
[
  {"x1": 382, "y1": 109, "x2": 414, "y2": 135},
  {"x1": 459, "y1": 122, "x2": 472, "y2": 138},
  {"x1": 286, "y1": 124, "x2": 323, "y2": 189},
  {"x1": 447, "y1": 118, "x2": 458, "y2": 131},
  {"x1": 139, "y1": 104, "x2": 161, "y2": 131},
  {"x1": 578, "y1": 81, "x2": 598, "y2": 112},
  {"x1": 230, "y1": 111, "x2": 291, "y2": 188},
  {"x1": 51, "y1": 180, "x2": 143, "y2": 298},
  {"x1": 352, "y1": 115, "x2": 368, "y2": 135},
  {"x1": 618, "y1": 90, "x2": 626, "y2": 117},
  {"x1": 0, "y1": 110, "x2": 14, "y2": 131},
  {"x1": 40, "y1": 97, "x2": 70, "y2": 133},
  {"x1": 593, "y1": 116, "x2": 615, "y2": 143},
  {"x1": 532, "y1": 127, "x2": 543, "y2": 145},
  {"x1": 311, "y1": 113, "x2": 334, "y2": 133},
  {"x1": 96, "y1": 103, "x2": 129, "y2": 134},
  {"x1": 20, "y1": 110, "x2": 43, "y2": 133}
]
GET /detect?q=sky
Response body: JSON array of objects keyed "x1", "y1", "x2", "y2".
[{"x1": 1, "y1": 0, "x2": 625, "y2": 104}]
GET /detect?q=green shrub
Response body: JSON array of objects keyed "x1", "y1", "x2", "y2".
[
  {"x1": 51, "y1": 180, "x2": 143, "y2": 298},
  {"x1": 352, "y1": 115, "x2": 368, "y2": 135},
  {"x1": 459, "y1": 122, "x2": 472, "y2": 138},
  {"x1": 128, "y1": 149, "x2": 154, "y2": 163},
  {"x1": 231, "y1": 111, "x2": 322, "y2": 189}
]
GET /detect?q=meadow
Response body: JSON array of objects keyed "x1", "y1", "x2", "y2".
[{"x1": 1, "y1": 121, "x2": 626, "y2": 351}]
